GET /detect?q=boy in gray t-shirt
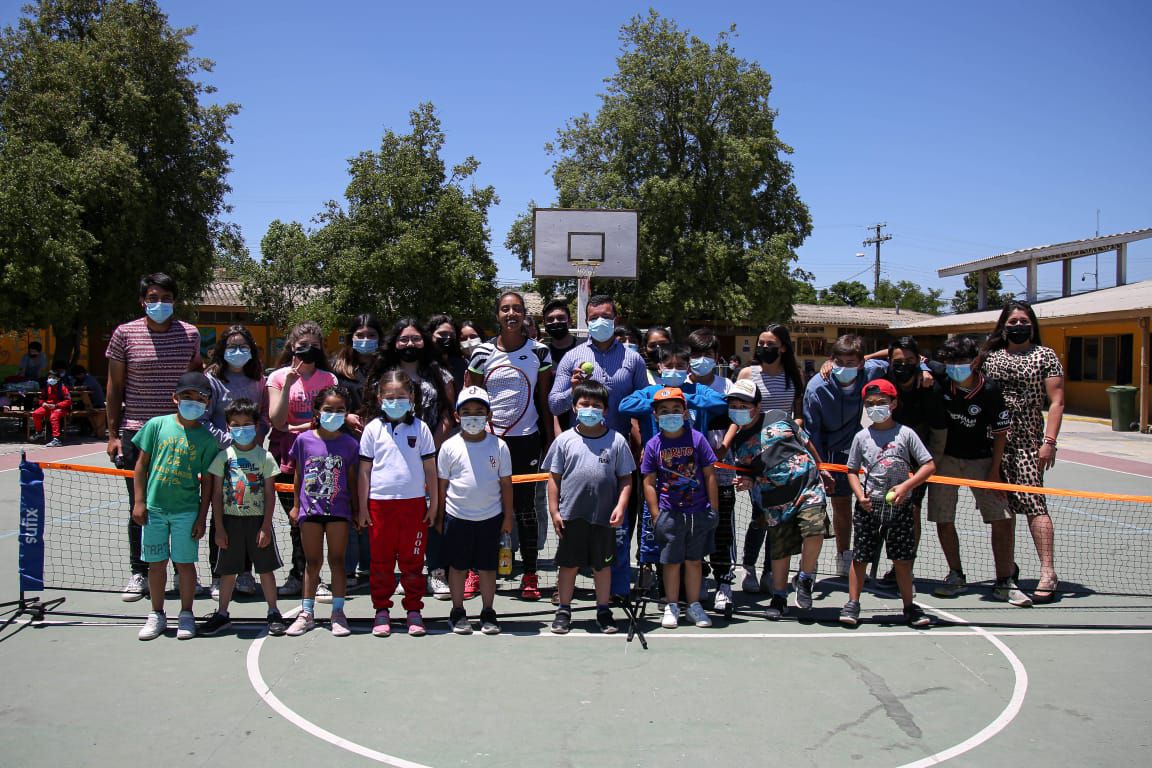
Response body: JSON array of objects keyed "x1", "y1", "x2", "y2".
[{"x1": 543, "y1": 380, "x2": 635, "y2": 634}]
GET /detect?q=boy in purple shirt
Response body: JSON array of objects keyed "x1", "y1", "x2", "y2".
[{"x1": 641, "y1": 387, "x2": 719, "y2": 630}]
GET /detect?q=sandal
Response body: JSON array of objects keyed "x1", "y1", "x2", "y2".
[{"x1": 1032, "y1": 575, "x2": 1059, "y2": 603}]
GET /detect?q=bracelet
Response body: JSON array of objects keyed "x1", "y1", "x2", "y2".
[{"x1": 1043, "y1": 436, "x2": 1058, "y2": 446}]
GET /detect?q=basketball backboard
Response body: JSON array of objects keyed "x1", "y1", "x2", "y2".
[{"x1": 532, "y1": 208, "x2": 639, "y2": 279}]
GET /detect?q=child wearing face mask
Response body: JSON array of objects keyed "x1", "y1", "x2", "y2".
[
  {"x1": 31, "y1": 364, "x2": 71, "y2": 447},
  {"x1": 436, "y1": 386, "x2": 514, "y2": 635},
  {"x1": 285, "y1": 386, "x2": 360, "y2": 638},
  {"x1": 619, "y1": 344, "x2": 727, "y2": 446},
  {"x1": 357, "y1": 371, "x2": 438, "y2": 638}
]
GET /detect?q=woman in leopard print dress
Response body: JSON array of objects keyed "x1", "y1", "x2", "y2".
[{"x1": 980, "y1": 301, "x2": 1065, "y2": 602}]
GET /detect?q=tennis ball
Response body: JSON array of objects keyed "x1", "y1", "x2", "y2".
[
  {"x1": 580, "y1": 362, "x2": 595, "y2": 375},
  {"x1": 885, "y1": 491, "x2": 897, "y2": 503}
]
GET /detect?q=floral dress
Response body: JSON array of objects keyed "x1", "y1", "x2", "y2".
[{"x1": 982, "y1": 345, "x2": 1063, "y2": 517}]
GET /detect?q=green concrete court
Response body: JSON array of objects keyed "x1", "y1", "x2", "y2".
[{"x1": 1, "y1": 448, "x2": 1151, "y2": 767}]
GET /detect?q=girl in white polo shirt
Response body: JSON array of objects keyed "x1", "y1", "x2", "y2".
[{"x1": 358, "y1": 370, "x2": 438, "y2": 637}]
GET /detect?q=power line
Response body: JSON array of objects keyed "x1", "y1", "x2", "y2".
[{"x1": 862, "y1": 223, "x2": 892, "y2": 300}]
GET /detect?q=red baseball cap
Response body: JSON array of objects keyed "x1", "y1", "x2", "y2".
[
  {"x1": 653, "y1": 387, "x2": 686, "y2": 404},
  {"x1": 862, "y1": 378, "x2": 898, "y2": 399}
]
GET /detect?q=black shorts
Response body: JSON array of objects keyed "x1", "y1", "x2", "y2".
[
  {"x1": 299, "y1": 514, "x2": 350, "y2": 527},
  {"x1": 214, "y1": 516, "x2": 282, "y2": 576},
  {"x1": 442, "y1": 513, "x2": 503, "y2": 572},
  {"x1": 852, "y1": 502, "x2": 917, "y2": 563},
  {"x1": 556, "y1": 518, "x2": 616, "y2": 570}
]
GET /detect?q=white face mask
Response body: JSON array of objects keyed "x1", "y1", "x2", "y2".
[
  {"x1": 866, "y1": 405, "x2": 891, "y2": 423},
  {"x1": 460, "y1": 415, "x2": 488, "y2": 435},
  {"x1": 460, "y1": 338, "x2": 481, "y2": 353}
]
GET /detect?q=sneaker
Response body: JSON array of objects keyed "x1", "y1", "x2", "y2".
[
  {"x1": 200, "y1": 610, "x2": 231, "y2": 636},
  {"x1": 596, "y1": 607, "x2": 618, "y2": 634},
  {"x1": 480, "y1": 608, "x2": 501, "y2": 636},
  {"x1": 758, "y1": 568, "x2": 774, "y2": 594},
  {"x1": 551, "y1": 607, "x2": 572, "y2": 634},
  {"x1": 793, "y1": 573, "x2": 815, "y2": 611},
  {"x1": 121, "y1": 573, "x2": 148, "y2": 602},
  {"x1": 346, "y1": 574, "x2": 359, "y2": 589},
  {"x1": 661, "y1": 603, "x2": 681, "y2": 629},
  {"x1": 176, "y1": 610, "x2": 197, "y2": 640},
  {"x1": 286, "y1": 611, "x2": 315, "y2": 636},
  {"x1": 395, "y1": 578, "x2": 405, "y2": 596},
  {"x1": 993, "y1": 579, "x2": 1033, "y2": 608},
  {"x1": 315, "y1": 583, "x2": 333, "y2": 604},
  {"x1": 839, "y1": 600, "x2": 861, "y2": 626},
  {"x1": 210, "y1": 579, "x2": 220, "y2": 601},
  {"x1": 407, "y1": 611, "x2": 426, "y2": 637},
  {"x1": 450, "y1": 607, "x2": 473, "y2": 635},
  {"x1": 836, "y1": 550, "x2": 854, "y2": 578},
  {"x1": 45, "y1": 438, "x2": 62, "y2": 448},
  {"x1": 277, "y1": 575, "x2": 302, "y2": 597},
  {"x1": 904, "y1": 603, "x2": 932, "y2": 628},
  {"x1": 550, "y1": 590, "x2": 561, "y2": 606},
  {"x1": 330, "y1": 610, "x2": 351, "y2": 637},
  {"x1": 765, "y1": 594, "x2": 788, "y2": 620},
  {"x1": 267, "y1": 610, "x2": 288, "y2": 636},
  {"x1": 138, "y1": 610, "x2": 166, "y2": 641},
  {"x1": 464, "y1": 570, "x2": 480, "y2": 600},
  {"x1": 193, "y1": 578, "x2": 212, "y2": 598},
  {"x1": 372, "y1": 609, "x2": 392, "y2": 637},
  {"x1": 876, "y1": 568, "x2": 898, "y2": 588},
  {"x1": 429, "y1": 568, "x2": 451, "y2": 600},
  {"x1": 235, "y1": 572, "x2": 258, "y2": 596},
  {"x1": 713, "y1": 583, "x2": 733, "y2": 613},
  {"x1": 687, "y1": 601, "x2": 712, "y2": 628},
  {"x1": 520, "y1": 572, "x2": 541, "y2": 601},
  {"x1": 933, "y1": 570, "x2": 967, "y2": 598},
  {"x1": 741, "y1": 565, "x2": 760, "y2": 593}
]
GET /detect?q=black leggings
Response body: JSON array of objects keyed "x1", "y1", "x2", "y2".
[{"x1": 503, "y1": 432, "x2": 542, "y2": 573}]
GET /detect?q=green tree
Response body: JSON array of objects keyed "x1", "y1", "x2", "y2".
[
  {"x1": 508, "y1": 11, "x2": 811, "y2": 333},
  {"x1": 873, "y1": 279, "x2": 944, "y2": 314},
  {"x1": 244, "y1": 104, "x2": 499, "y2": 332},
  {"x1": 818, "y1": 280, "x2": 871, "y2": 307},
  {"x1": 0, "y1": 0, "x2": 238, "y2": 360},
  {"x1": 791, "y1": 267, "x2": 817, "y2": 304},
  {"x1": 951, "y1": 271, "x2": 1010, "y2": 313}
]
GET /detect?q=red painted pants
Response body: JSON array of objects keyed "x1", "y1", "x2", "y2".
[
  {"x1": 32, "y1": 404, "x2": 69, "y2": 438},
  {"x1": 369, "y1": 497, "x2": 428, "y2": 612}
]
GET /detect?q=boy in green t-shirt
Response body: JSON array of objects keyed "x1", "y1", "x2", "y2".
[
  {"x1": 203, "y1": 398, "x2": 286, "y2": 637},
  {"x1": 132, "y1": 373, "x2": 220, "y2": 641}
]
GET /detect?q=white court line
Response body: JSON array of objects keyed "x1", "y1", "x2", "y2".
[
  {"x1": 1059, "y1": 458, "x2": 1152, "y2": 479},
  {"x1": 0, "y1": 449, "x2": 105, "y2": 473}
]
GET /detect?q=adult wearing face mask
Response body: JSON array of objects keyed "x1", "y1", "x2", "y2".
[
  {"x1": 106, "y1": 273, "x2": 203, "y2": 602},
  {"x1": 542, "y1": 299, "x2": 578, "y2": 432},
  {"x1": 549, "y1": 294, "x2": 648, "y2": 596},
  {"x1": 428, "y1": 314, "x2": 468, "y2": 391},
  {"x1": 979, "y1": 300, "x2": 1065, "y2": 603},
  {"x1": 802, "y1": 334, "x2": 889, "y2": 578},
  {"x1": 331, "y1": 314, "x2": 384, "y2": 431}
]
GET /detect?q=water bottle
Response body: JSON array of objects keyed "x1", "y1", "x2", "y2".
[{"x1": 498, "y1": 533, "x2": 513, "y2": 577}]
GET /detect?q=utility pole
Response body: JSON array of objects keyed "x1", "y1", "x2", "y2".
[{"x1": 862, "y1": 223, "x2": 892, "y2": 300}]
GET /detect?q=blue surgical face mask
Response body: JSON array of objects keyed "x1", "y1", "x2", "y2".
[
  {"x1": 689, "y1": 357, "x2": 716, "y2": 376},
  {"x1": 946, "y1": 364, "x2": 973, "y2": 383},
  {"x1": 659, "y1": 368, "x2": 689, "y2": 387},
  {"x1": 588, "y1": 317, "x2": 615, "y2": 343},
  {"x1": 145, "y1": 301, "x2": 174, "y2": 323},
  {"x1": 319, "y1": 411, "x2": 346, "y2": 431},
  {"x1": 866, "y1": 405, "x2": 891, "y2": 423},
  {"x1": 459, "y1": 415, "x2": 488, "y2": 435},
  {"x1": 382, "y1": 398, "x2": 411, "y2": 420},
  {"x1": 577, "y1": 407, "x2": 604, "y2": 427},
  {"x1": 623, "y1": 342, "x2": 639, "y2": 353},
  {"x1": 728, "y1": 407, "x2": 753, "y2": 426},
  {"x1": 657, "y1": 413, "x2": 685, "y2": 433},
  {"x1": 224, "y1": 347, "x2": 251, "y2": 368},
  {"x1": 832, "y1": 365, "x2": 859, "y2": 386},
  {"x1": 230, "y1": 425, "x2": 257, "y2": 446},
  {"x1": 352, "y1": 338, "x2": 378, "y2": 354},
  {"x1": 177, "y1": 398, "x2": 206, "y2": 420},
  {"x1": 47, "y1": 377, "x2": 60, "y2": 387}
]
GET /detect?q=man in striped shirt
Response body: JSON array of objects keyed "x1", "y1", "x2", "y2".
[
  {"x1": 106, "y1": 273, "x2": 203, "y2": 602},
  {"x1": 548, "y1": 295, "x2": 648, "y2": 595}
]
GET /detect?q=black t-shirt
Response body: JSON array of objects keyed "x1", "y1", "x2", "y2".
[
  {"x1": 890, "y1": 376, "x2": 938, "y2": 443},
  {"x1": 546, "y1": 337, "x2": 579, "y2": 430},
  {"x1": 931, "y1": 375, "x2": 1010, "y2": 459}
]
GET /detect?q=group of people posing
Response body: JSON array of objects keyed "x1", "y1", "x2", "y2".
[{"x1": 105, "y1": 272, "x2": 1065, "y2": 640}]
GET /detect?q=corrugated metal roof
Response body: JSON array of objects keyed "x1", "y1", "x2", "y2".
[
  {"x1": 198, "y1": 279, "x2": 245, "y2": 308},
  {"x1": 891, "y1": 279, "x2": 1152, "y2": 332},
  {"x1": 937, "y1": 228, "x2": 1152, "y2": 278},
  {"x1": 791, "y1": 304, "x2": 935, "y2": 329}
]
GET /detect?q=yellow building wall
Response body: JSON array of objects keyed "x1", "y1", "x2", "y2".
[{"x1": 1044, "y1": 318, "x2": 1148, "y2": 418}]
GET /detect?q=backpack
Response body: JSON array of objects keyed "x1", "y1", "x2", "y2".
[{"x1": 736, "y1": 409, "x2": 816, "y2": 511}]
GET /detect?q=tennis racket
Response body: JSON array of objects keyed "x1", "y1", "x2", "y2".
[
  {"x1": 483, "y1": 364, "x2": 533, "y2": 436},
  {"x1": 862, "y1": 443, "x2": 912, "y2": 528}
]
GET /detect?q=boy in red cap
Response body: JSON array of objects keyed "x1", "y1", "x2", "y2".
[{"x1": 841, "y1": 378, "x2": 936, "y2": 627}]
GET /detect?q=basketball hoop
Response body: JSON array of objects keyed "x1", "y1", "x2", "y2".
[{"x1": 570, "y1": 260, "x2": 601, "y2": 336}]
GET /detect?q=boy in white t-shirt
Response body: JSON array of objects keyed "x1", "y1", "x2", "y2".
[{"x1": 436, "y1": 386, "x2": 514, "y2": 635}]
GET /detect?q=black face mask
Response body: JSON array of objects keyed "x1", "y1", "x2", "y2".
[
  {"x1": 891, "y1": 363, "x2": 917, "y2": 384},
  {"x1": 755, "y1": 346, "x2": 780, "y2": 365},
  {"x1": 544, "y1": 321, "x2": 569, "y2": 340},
  {"x1": 293, "y1": 345, "x2": 323, "y2": 365},
  {"x1": 1005, "y1": 325, "x2": 1032, "y2": 344},
  {"x1": 398, "y1": 347, "x2": 421, "y2": 363},
  {"x1": 435, "y1": 336, "x2": 455, "y2": 350}
]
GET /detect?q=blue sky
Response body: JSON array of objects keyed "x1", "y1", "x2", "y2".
[{"x1": 5, "y1": 0, "x2": 1151, "y2": 306}]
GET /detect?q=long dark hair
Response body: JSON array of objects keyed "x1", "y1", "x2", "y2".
[
  {"x1": 331, "y1": 313, "x2": 384, "y2": 380},
  {"x1": 373, "y1": 317, "x2": 449, "y2": 418},
  {"x1": 982, "y1": 299, "x2": 1042, "y2": 356},
  {"x1": 205, "y1": 324, "x2": 263, "y2": 382},
  {"x1": 274, "y1": 321, "x2": 331, "y2": 370},
  {"x1": 764, "y1": 323, "x2": 803, "y2": 394},
  {"x1": 643, "y1": 327, "x2": 672, "y2": 371}
]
